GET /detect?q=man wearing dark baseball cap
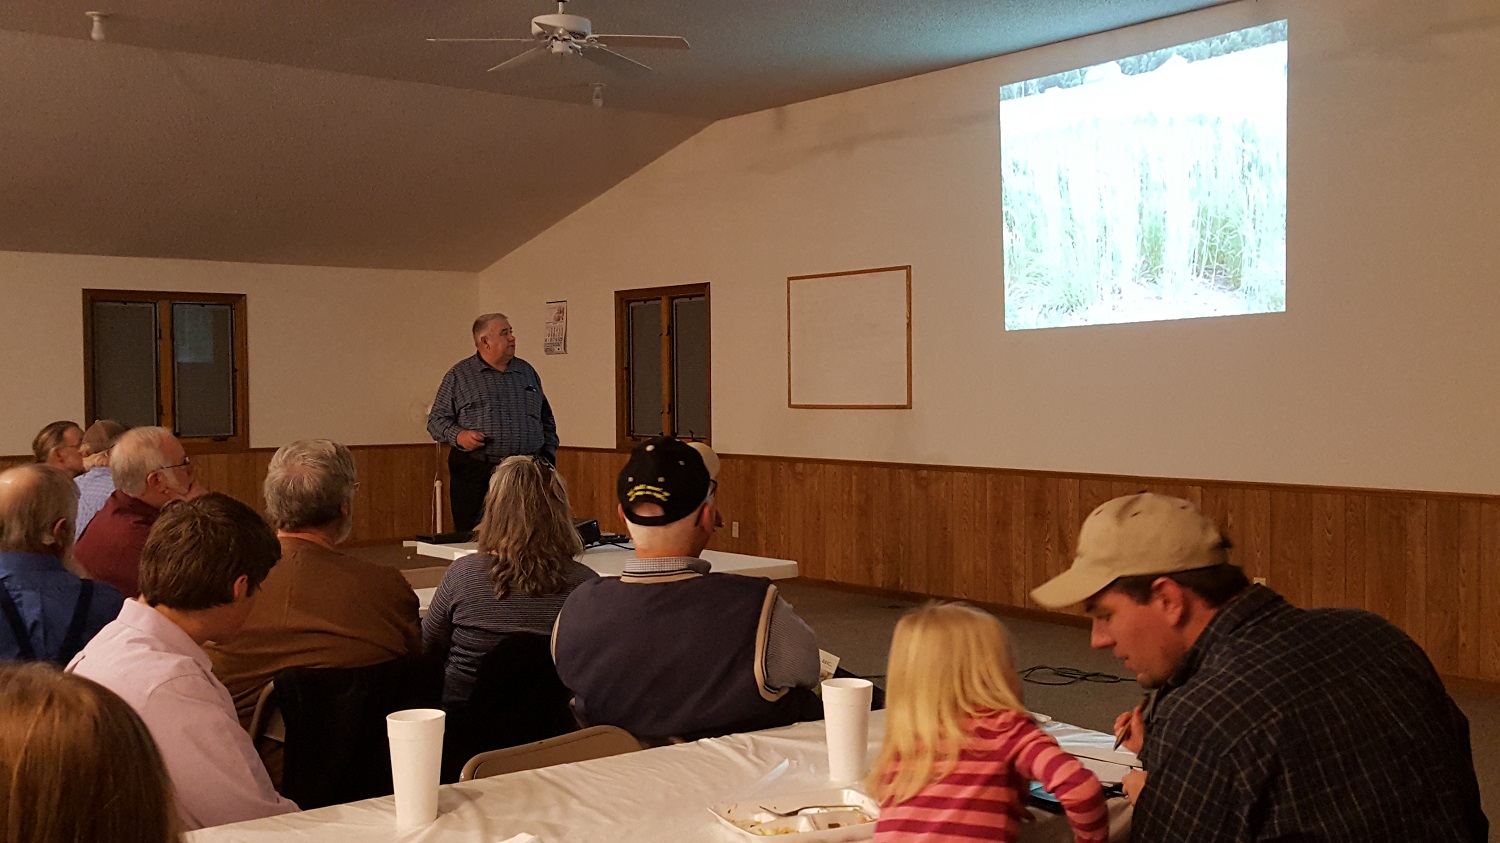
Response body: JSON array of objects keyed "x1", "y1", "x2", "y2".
[
  {"x1": 552, "y1": 436, "x2": 821, "y2": 742},
  {"x1": 1032, "y1": 493, "x2": 1485, "y2": 842}
]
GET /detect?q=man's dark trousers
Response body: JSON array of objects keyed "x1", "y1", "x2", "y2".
[{"x1": 447, "y1": 449, "x2": 495, "y2": 533}]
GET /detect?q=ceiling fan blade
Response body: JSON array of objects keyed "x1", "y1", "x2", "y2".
[
  {"x1": 488, "y1": 46, "x2": 549, "y2": 72},
  {"x1": 581, "y1": 44, "x2": 652, "y2": 74},
  {"x1": 588, "y1": 34, "x2": 691, "y2": 50},
  {"x1": 428, "y1": 37, "x2": 538, "y2": 43}
]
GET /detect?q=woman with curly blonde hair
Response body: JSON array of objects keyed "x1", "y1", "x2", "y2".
[
  {"x1": 870, "y1": 603, "x2": 1107, "y2": 842},
  {"x1": 423, "y1": 456, "x2": 597, "y2": 702},
  {"x1": 0, "y1": 662, "x2": 178, "y2": 843}
]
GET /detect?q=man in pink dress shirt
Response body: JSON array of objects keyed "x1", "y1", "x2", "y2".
[{"x1": 69, "y1": 493, "x2": 299, "y2": 831}]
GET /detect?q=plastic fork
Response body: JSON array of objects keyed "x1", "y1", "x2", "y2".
[{"x1": 757, "y1": 803, "x2": 865, "y2": 817}]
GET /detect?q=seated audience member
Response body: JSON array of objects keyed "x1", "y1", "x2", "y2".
[
  {"x1": 0, "y1": 465, "x2": 124, "y2": 664},
  {"x1": 553, "y1": 437, "x2": 822, "y2": 741},
  {"x1": 31, "y1": 420, "x2": 85, "y2": 478},
  {"x1": 0, "y1": 662, "x2": 179, "y2": 843},
  {"x1": 1031, "y1": 493, "x2": 1488, "y2": 843},
  {"x1": 424, "y1": 455, "x2": 597, "y2": 702},
  {"x1": 74, "y1": 419, "x2": 127, "y2": 535},
  {"x1": 68, "y1": 493, "x2": 299, "y2": 831},
  {"x1": 871, "y1": 603, "x2": 1108, "y2": 843},
  {"x1": 208, "y1": 439, "x2": 421, "y2": 725},
  {"x1": 74, "y1": 426, "x2": 203, "y2": 598}
]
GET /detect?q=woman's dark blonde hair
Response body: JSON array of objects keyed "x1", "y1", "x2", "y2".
[
  {"x1": 475, "y1": 455, "x2": 584, "y2": 599},
  {"x1": 0, "y1": 663, "x2": 178, "y2": 843}
]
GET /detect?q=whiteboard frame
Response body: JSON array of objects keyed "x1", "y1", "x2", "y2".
[{"x1": 786, "y1": 265, "x2": 913, "y2": 410}]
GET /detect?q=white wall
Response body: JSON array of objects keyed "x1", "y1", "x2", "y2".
[
  {"x1": 0, "y1": 250, "x2": 476, "y2": 453},
  {"x1": 478, "y1": 0, "x2": 1500, "y2": 495}
]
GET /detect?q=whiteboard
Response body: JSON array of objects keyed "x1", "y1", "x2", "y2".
[{"x1": 787, "y1": 266, "x2": 912, "y2": 409}]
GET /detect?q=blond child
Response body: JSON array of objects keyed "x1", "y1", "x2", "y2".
[{"x1": 870, "y1": 603, "x2": 1108, "y2": 843}]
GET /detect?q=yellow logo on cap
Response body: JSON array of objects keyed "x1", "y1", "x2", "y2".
[{"x1": 627, "y1": 484, "x2": 670, "y2": 502}]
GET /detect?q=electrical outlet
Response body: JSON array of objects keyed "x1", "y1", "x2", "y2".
[
  {"x1": 731, "y1": 521, "x2": 740, "y2": 538},
  {"x1": 1253, "y1": 576, "x2": 1267, "y2": 586}
]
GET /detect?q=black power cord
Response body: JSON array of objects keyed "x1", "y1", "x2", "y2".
[{"x1": 1020, "y1": 665, "x2": 1134, "y2": 686}]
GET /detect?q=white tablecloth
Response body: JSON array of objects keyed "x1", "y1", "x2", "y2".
[
  {"x1": 186, "y1": 713, "x2": 1135, "y2": 843},
  {"x1": 412, "y1": 543, "x2": 801, "y2": 616},
  {"x1": 414, "y1": 541, "x2": 800, "y2": 580}
]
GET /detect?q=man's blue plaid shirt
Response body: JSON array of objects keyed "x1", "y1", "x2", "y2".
[{"x1": 427, "y1": 354, "x2": 558, "y2": 461}]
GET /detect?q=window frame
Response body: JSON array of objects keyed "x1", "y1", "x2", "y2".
[
  {"x1": 614, "y1": 283, "x2": 711, "y2": 451},
  {"x1": 82, "y1": 289, "x2": 250, "y2": 453}
]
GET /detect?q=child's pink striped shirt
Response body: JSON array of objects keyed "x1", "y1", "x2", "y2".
[{"x1": 873, "y1": 709, "x2": 1108, "y2": 843}]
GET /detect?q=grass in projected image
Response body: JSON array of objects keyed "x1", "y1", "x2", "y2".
[{"x1": 1001, "y1": 21, "x2": 1288, "y2": 331}]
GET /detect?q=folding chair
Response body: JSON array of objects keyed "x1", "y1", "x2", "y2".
[{"x1": 459, "y1": 725, "x2": 643, "y2": 781}]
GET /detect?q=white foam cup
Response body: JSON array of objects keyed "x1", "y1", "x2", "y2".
[
  {"x1": 386, "y1": 708, "x2": 446, "y2": 827},
  {"x1": 822, "y1": 677, "x2": 875, "y2": 784}
]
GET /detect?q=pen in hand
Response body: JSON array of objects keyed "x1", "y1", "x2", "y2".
[{"x1": 1113, "y1": 692, "x2": 1151, "y2": 752}]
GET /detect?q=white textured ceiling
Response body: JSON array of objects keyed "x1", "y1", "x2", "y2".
[{"x1": 0, "y1": 0, "x2": 1228, "y2": 270}]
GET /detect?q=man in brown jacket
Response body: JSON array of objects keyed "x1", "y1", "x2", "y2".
[{"x1": 206, "y1": 440, "x2": 420, "y2": 753}]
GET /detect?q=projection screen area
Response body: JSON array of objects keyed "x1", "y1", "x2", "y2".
[{"x1": 1000, "y1": 21, "x2": 1288, "y2": 331}]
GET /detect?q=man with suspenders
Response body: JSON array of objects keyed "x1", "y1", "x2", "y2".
[{"x1": 0, "y1": 464, "x2": 123, "y2": 664}]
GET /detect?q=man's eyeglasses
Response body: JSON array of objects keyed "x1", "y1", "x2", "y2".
[
  {"x1": 704, "y1": 479, "x2": 723, "y2": 529},
  {"x1": 157, "y1": 457, "x2": 192, "y2": 473}
]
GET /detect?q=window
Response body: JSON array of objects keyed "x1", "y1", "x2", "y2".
[
  {"x1": 1000, "y1": 20, "x2": 1288, "y2": 331},
  {"x1": 83, "y1": 290, "x2": 249, "y2": 450},
  {"x1": 615, "y1": 284, "x2": 710, "y2": 449}
]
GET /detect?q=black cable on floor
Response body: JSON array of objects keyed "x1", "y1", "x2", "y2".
[{"x1": 1020, "y1": 665, "x2": 1133, "y2": 686}]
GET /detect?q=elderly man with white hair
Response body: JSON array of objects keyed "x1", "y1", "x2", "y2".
[
  {"x1": 0, "y1": 464, "x2": 124, "y2": 663},
  {"x1": 74, "y1": 426, "x2": 204, "y2": 598},
  {"x1": 206, "y1": 439, "x2": 421, "y2": 732}
]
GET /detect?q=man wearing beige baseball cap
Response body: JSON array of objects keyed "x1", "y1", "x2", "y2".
[{"x1": 1032, "y1": 493, "x2": 1485, "y2": 843}]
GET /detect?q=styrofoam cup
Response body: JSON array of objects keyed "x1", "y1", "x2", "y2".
[
  {"x1": 822, "y1": 678, "x2": 874, "y2": 783},
  {"x1": 387, "y1": 709, "x2": 446, "y2": 827}
]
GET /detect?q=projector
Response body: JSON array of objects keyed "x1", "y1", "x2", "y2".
[{"x1": 574, "y1": 519, "x2": 601, "y2": 547}]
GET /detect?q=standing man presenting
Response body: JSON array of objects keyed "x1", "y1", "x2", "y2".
[{"x1": 428, "y1": 313, "x2": 559, "y2": 532}]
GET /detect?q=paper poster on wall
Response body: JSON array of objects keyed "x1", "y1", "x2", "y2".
[
  {"x1": 788, "y1": 266, "x2": 911, "y2": 408},
  {"x1": 544, "y1": 300, "x2": 568, "y2": 355}
]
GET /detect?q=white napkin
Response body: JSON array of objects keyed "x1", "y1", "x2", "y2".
[{"x1": 497, "y1": 835, "x2": 539, "y2": 843}]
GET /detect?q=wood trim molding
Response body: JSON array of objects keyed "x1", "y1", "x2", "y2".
[
  {"x1": 2, "y1": 442, "x2": 447, "y2": 544},
  {"x1": 556, "y1": 444, "x2": 1500, "y2": 503},
  {"x1": 710, "y1": 451, "x2": 1500, "y2": 504},
  {"x1": 549, "y1": 445, "x2": 1500, "y2": 683}
]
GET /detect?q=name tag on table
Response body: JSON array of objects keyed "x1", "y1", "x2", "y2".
[{"x1": 818, "y1": 650, "x2": 840, "y2": 683}]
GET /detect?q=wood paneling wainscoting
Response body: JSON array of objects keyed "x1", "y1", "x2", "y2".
[
  {"x1": 2, "y1": 443, "x2": 449, "y2": 545},
  {"x1": 11, "y1": 442, "x2": 1499, "y2": 681},
  {"x1": 553, "y1": 446, "x2": 1500, "y2": 684}
]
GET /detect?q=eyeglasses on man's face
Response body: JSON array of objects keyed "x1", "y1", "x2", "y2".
[{"x1": 157, "y1": 456, "x2": 193, "y2": 473}]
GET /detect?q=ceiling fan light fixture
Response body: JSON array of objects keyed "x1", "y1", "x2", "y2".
[
  {"x1": 86, "y1": 11, "x2": 110, "y2": 43},
  {"x1": 430, "y1": 0, "x2": 689, "y2": 77},
  {"x1": 532, "y1": 12, "x2": 592, "y2": 40}
]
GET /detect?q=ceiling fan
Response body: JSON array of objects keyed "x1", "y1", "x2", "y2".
[{"x1": 429, "y1": 0, "x2": 691, "y2": 75}]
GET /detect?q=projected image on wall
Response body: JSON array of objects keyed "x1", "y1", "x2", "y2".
[{"x1": 1000, "y1": 21, "x2": 1287, "y2": 331}]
